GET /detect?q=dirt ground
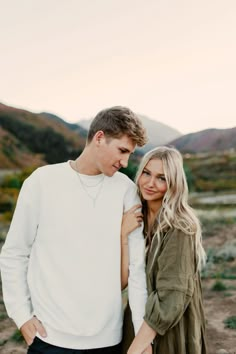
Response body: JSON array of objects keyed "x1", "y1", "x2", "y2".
[
  {"x1": 201, "y1": 224, "x2": 236, "y2": 354},
  {"x1": 0, "y1": 224, "x2": 236, "y2": 354},
  {"x1": 203, "y1": 279, "x2": 236, "y2": 354}
]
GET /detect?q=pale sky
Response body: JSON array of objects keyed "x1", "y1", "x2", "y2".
[{"x1": 1, "y1": 0, "x2": 236, "y2": 134}]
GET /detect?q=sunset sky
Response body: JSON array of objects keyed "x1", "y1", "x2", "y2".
[{"x1": 1, "y1": 0, "x2": 236, "y2": 134}]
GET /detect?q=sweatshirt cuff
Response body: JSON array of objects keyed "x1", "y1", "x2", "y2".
[{"x1": 13, "y1": 306, "x2": 34, "y2": 329}]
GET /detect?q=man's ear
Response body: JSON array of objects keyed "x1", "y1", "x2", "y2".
[{"x1": 94, "y1": 130, "x2": 105, "y2": 145}]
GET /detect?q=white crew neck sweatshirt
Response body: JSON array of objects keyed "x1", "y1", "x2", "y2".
[{"x1": 0, "y1": 162, "x2": 147, "y2": 349}]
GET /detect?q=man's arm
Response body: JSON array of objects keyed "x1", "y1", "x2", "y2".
[
  {"x1": 121, "y1": 204, "x2": 143, "y2": 289},
  {"x1": 123, "y1": 183, "x2": 148, "y2": 334},
  {"x1": 128, "y1": 228, "x2": 147, "y2": 334},
  {"x1": 0, "y1": 170, "x2": 47, "y2": 342}
]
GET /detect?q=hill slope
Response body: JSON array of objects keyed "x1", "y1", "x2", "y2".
[
  {"x1": 0, "y1": 103, "x2": 86, "y2": 168},
  {"x1": 40, "y1": 112, "x2": 88, "y2": 138},
  {"x1": 170, "y1": 127, "x2": 236, "y2": 153}
]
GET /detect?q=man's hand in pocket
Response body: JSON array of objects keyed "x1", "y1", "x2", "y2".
[{"x1": 20, "y1": 317, "x2": 47, "y2": 345}]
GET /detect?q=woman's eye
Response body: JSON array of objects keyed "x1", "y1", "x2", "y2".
[
  {"x1": 158, "y1": 176, "x2": 166, "y2": 182},
  {"x1": 142, "y1": 171, "x2": 150, "y2": 176}
]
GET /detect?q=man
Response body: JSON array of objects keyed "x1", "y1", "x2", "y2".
[{"x1": 0, "y1": 106, "x2": 148, "y2": 353}]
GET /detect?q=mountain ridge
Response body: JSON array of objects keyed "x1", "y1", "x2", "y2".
[
  {"x1": 170, "y1": 127, "x2": 236, "y2": 153},
  {"x1": 0, "y1": 102, "x2": 235, "y2": 170},
  {"x1": 78, "y1": 114, "x2": 182, "y2": 151}
]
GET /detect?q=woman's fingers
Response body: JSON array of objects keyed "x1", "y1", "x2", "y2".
[
  {"x1": 125, "y1": 204, "x2": 142, "y2": 214},
  {"x1": 134, "y1": 211, "x2": 143, "y2": 218},
  {"x1": 121, "y1": 204, "x2": 143, "y2": 237}
]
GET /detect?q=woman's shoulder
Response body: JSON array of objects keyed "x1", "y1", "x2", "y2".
[
  {"x1": 163, "y1": 228, "x2": 195, "y2": 250},
  {"x1": 165, "y1": 227, "x2": 192, "y2": 238},
  {"x1": 157, "y1": 228, "x2": 196, "y2": 272}
]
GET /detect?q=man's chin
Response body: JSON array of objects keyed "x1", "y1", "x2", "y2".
[
  {"x1": 106, "y1": 172, "x2": 115, "y2": 177},
  {"x1": 105, "y1": 168, "x2": 117, "y2": 177}
]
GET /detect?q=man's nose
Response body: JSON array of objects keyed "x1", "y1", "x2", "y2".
[{"x1": 120, "y1": 156, "x2": 129, "y2": 168}]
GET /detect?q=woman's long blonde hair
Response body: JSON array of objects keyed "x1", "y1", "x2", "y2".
[{"x1": 135, "y1": 146, "x2": 206, "y2": 270}]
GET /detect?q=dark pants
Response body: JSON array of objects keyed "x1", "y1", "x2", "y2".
[
  {"x1": 121, "y1": 302, "x2": 134, "y2": 354},
  {"x1": 28, "y1": 337, "x2": 122, "y2": 354}
]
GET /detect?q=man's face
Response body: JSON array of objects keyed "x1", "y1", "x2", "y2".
[{"x1": 96, "y1": 134, "x2": 136, "y2": 177}]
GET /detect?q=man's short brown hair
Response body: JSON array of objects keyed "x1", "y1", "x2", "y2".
[{"x1": 87, "y1": 106, "x2": 147, "y2": 147}]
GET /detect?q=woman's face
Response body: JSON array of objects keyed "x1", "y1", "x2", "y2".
[{"x1": 138, "y1": 158, "x2": 168, "y2": 202}]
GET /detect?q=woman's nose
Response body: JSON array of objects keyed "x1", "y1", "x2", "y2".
[{"x1": 147, "y1": 176, "x2": 155, "y2": 187}]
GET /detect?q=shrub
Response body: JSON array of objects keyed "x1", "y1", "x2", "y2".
[
  {"x1": 224, "y1": 316, "x2": 236, "y2": 329},
  {"x1": 214, "y1": 243, "x2": 236, "y2": 262},
  {"x1": 212, "y1": 273, "x2": 236, "y2": 280},
  {"x1": 211, "y1": 280, "x2": 227, "y2": 291},
  {"x1": 1, "y1": 175, "x2": 21, "y2": 189},
  {"x1": 10, "y1": 329, "x2": 24, "y2": 342},
  {"x1": 0, "y1": 313, "x2": 7, "y2": 321},
  {"x1": 0, "y1": 339, "x2": 7, "y2": 346}
]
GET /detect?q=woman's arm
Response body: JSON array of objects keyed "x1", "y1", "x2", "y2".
[
  {"x1": 128, "y1": 321, "x2": 156, "y2": 354},
  {"x1": 128, "y1": 230, "x2": 196, "y2": 354},
  {"x1": 143, "y1": 230, "x2": 196, "y2": 334},
  {"x1": 121, "y1": 204, "x2": 143, "y2": 289}
]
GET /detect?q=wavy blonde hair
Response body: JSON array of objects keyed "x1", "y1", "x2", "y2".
[{"x1": 135, "y1": 146, "x2": 206, "y2": 270}]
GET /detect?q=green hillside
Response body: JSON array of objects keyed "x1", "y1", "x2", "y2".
[
  {"x1": 184, "y1": 150, "x2": 236, "y2": 192},
  {"x1": 0, "y1": 103, "x2": 86, "y2": 168}
]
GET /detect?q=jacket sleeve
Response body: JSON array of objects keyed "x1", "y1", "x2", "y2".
[
  {"x1": 144, "y1": 230, "x2": 195, "y2": 335},
  {"x1": 124, "y1": 183, "x2": 147, "y2": 334},
  {"x1": 0, "y1": 170, "x2": 40, "y2": 328}
]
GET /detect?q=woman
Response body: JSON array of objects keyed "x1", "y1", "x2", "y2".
[{"x1": 121, "y1": 146, "x2": 207, "y2": 354}]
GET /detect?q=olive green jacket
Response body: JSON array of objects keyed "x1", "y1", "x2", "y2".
[
  {"x1": 122, "y1": 228, "x2": 207, "y2": 354},
  {"x1": 144, "y1": 228, "x2": 207, "y2": 354}
]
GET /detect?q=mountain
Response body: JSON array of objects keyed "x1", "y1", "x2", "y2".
[
  {"x1": 1, "y1": 103, "x2": 236, "y2": 191},
  {"x1": 137, "y1": 115, "x2": 181, "y2": 151},
  {"x1": 40, "y1": 112, "x2": 88, "y2": 138},
  {"x1": 170, "y1": 127, "x2": 236, "y2": 153},
  {"x1": 0, "y1": 103, "x2": 86, "y2": 169},
  {"x1": 1, "y1": 100, "x2": 235, "y2": 171},
  {"x1": 79, "y1": 114, "x2": 182, "y2": 151}
]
